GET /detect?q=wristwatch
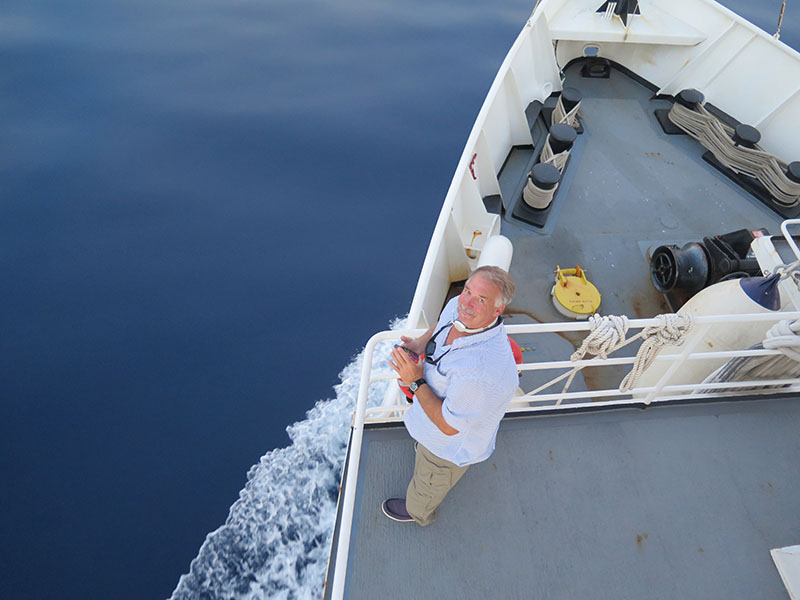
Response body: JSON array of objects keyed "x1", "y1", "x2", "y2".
[{"x1": 409, "y1": 378, "x2": 426, "y2": 393}]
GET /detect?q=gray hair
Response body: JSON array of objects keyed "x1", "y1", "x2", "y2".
[{"x1": 467, "y1": 266, "x2": 515, "y2": 307}]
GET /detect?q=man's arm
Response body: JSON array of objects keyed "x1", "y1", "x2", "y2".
[
  {"x1": 412, "y1": 383, "x2": 459, "y2": 436},
  {"x1": 388, "y1": 345, "x2": 459, "y2": 436}
]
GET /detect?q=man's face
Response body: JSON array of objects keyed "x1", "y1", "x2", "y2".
[{"x1": 457, "y1": 273, "x2": 504, "y2": 330}]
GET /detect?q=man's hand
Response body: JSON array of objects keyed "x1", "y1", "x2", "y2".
[
  {"x1": 391, "y1": 345, "x2": 459, "y2": 436},
  {"x1": 399, "y1": 322, "x2": 437, "y2": 358},
  {"x1": 389, "y1": 346, "x2": 425, "y2": 383},
  {"x1": 400, "y1": 334, "x2": 426, "y2": 357}
]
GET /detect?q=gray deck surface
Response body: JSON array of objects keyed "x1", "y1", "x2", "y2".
[
  {"x1": 330, "y1": 64, "x2": 799, "y2": 598},
  {"x1": 343, "y1": 397, "x2": 800, "y2": 599},
  {"x1": 503, "y1": 62, "x2": 784, "y2": 394}
]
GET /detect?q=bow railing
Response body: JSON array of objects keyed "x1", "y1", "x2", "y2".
[{"x1": 327, "y1": 310, "x2": 800, "y2": 599}]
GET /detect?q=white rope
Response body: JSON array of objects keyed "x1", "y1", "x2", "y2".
[
  {"x1": 524, "y1": 139, "x2": 565, "y2": 209},
  {"x1": 571, "y1": 314, "x2": 630, "y2": 361},
  {"x1": 539, "y1": 136, "x2": 570, "y2": 172},
  {"x1": 551, "y1": 95, "x2": 581, "y2": 128},
  {"x1": 619, "y1": 313, "x2": 693, "y2": 392},
  {"x1": 763, "y1": 319, "x2": 800, "y2": 362},
  {"x1": 777, "y1": 259, "x2": 800, "y2": 280},
  {"x1": 522, "y1": 176, "x2": 558, "y2": 209},
  {"x1": 525, "y1": 313, "x2": 693, "y2": 403},
  {"x1": 667, "y1": 101, "x2": 800, "y2": 207},
  {"x1": 697, "y1": 317, "x2": 800, "y2": 394}
]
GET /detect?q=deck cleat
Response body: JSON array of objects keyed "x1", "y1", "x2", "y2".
[{"x1": 551, "y1": 265, "x2": 601, "y2": 320}]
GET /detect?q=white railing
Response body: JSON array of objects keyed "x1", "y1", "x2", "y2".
[{"x1": 327, "y1": 310, "x2": 800, "y2": 599}]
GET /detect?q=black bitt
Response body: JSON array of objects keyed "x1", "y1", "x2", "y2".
[
  {"x1": 675, "y1": 88, "x2": 704, "y2": 109},
  {"x1": 548, "y1": 123, "x2": 577, "y2": 154},
  {"x1": 530, "y1": 162, "x2": 561, "y2": 191},
  {"x1": 733, "y1": 124, "x2": 761, "y2": 148},
  {"x1": 786, "y1": 161, "x2": 800, "y2": 183},
  {"x1": 560, "y1": 87, "x2": 582, "y2": 112}
]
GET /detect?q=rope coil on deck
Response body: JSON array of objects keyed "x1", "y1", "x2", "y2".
[
  {"x1": 667, "y1": 101, "x2": 800, "y2": 207},
  {"x1": 763, "y1": 319, "x2": 800, "y2": 361},
  {"x1": 698, "y1": 318, "x2": 800, "y2": 394}
]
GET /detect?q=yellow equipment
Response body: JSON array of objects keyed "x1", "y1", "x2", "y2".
[{"x1": 551, "y1": 265, "x2": 601, "y2": 319}]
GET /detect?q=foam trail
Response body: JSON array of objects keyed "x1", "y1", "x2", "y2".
[{"x1": 170, "y1": 320, "x2": 404, "y2": 600}]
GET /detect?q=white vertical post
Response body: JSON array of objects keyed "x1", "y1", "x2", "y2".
[{"x1": 780, "y1": 219, "x2": 800, "y2": 260}]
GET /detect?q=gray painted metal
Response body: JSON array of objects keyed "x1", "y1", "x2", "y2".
[
  {"x1": 502, "y1": 61, "x2": 784, "y2": 393},
  {"x1": 343, "y1": 397, "x2": 800, "y2": 599},
  {"x1": 329, "y1": 63, "x2": 799, "y2": 598}
]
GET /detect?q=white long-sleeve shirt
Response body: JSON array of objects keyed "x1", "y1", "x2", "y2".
[{"x1": 403, "y1": 297, "x2": 518, "y2": 466}]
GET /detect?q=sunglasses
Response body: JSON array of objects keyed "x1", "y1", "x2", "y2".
[{"x1": 425, "y1": 323, "x2": 453, "y2": 365}]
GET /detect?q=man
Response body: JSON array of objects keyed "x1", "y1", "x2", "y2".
[{"x1": 383, "y1": 265, "x2": 518, "y2": 526}]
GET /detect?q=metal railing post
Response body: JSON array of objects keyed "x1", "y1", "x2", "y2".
[
  {"x1": 330, "y1": 310, "x2": 800, "y2": 597},
  {"x1": 329, "y1": 331, "x2": 395, "y2": 600}
]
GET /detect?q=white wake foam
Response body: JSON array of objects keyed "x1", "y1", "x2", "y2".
[{"x1": 170, "y1": 322, "x2": 402, "y2": 600}]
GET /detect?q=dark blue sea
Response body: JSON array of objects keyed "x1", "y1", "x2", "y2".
[{"x1": 1, "y1": 1, "x2": 797, "y2": 598}]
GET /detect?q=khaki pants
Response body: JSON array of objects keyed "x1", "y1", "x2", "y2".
[{"x1": 406, "y1": 443, "x2": 469, "y2": 526}]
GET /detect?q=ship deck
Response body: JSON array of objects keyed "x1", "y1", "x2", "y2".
[
  {"x1": 325, "y1": 61, "x2": 800, "y2": 598},
  {"x1": 499, "y1": 59, "x2": 785, "y2": 396},
  {"x1": 331, "y1": 396, "x2": 800, "y2": 599}
]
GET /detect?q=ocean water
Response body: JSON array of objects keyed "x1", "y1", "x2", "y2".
[{"x1": 1, "y1": 1, "x2": 797, "y2": 599}]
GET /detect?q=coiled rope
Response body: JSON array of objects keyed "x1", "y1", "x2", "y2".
[
  {"x1": 527, "y1": 313, "x2": 693, "y2": 403},
  {"x1": 667, "y1": 101, "x2": 800, "y2": 207},
  {"x1": 763, "y1": 319, "x2": 800, "y2": 361},
  {"x1": 698, "y1": 319, "x2": 800, "y2": 394},
  {"x1": 618, "y1": 313, "x2": 693, "y2": 392},
  {"x1": 551, "y1": 94, "x2": 581, "y2": 128},
  {"x1": 523, "y1": 133, "x2": 570, "y2": 209},
  {"x1": 522, "y1": 177, "x2": 558, "y2": 209},
  {"x1": 540, "y1": 135, "x2": 570, "y2": 171}
]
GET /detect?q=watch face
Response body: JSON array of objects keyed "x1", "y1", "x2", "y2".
[{"x1": 410, "y1": 382, "x2": 419, "y2": 392}]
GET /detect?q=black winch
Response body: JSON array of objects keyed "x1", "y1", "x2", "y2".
[{"x1": 650, "y1": 228, "x2": 768, "y2": 309}]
